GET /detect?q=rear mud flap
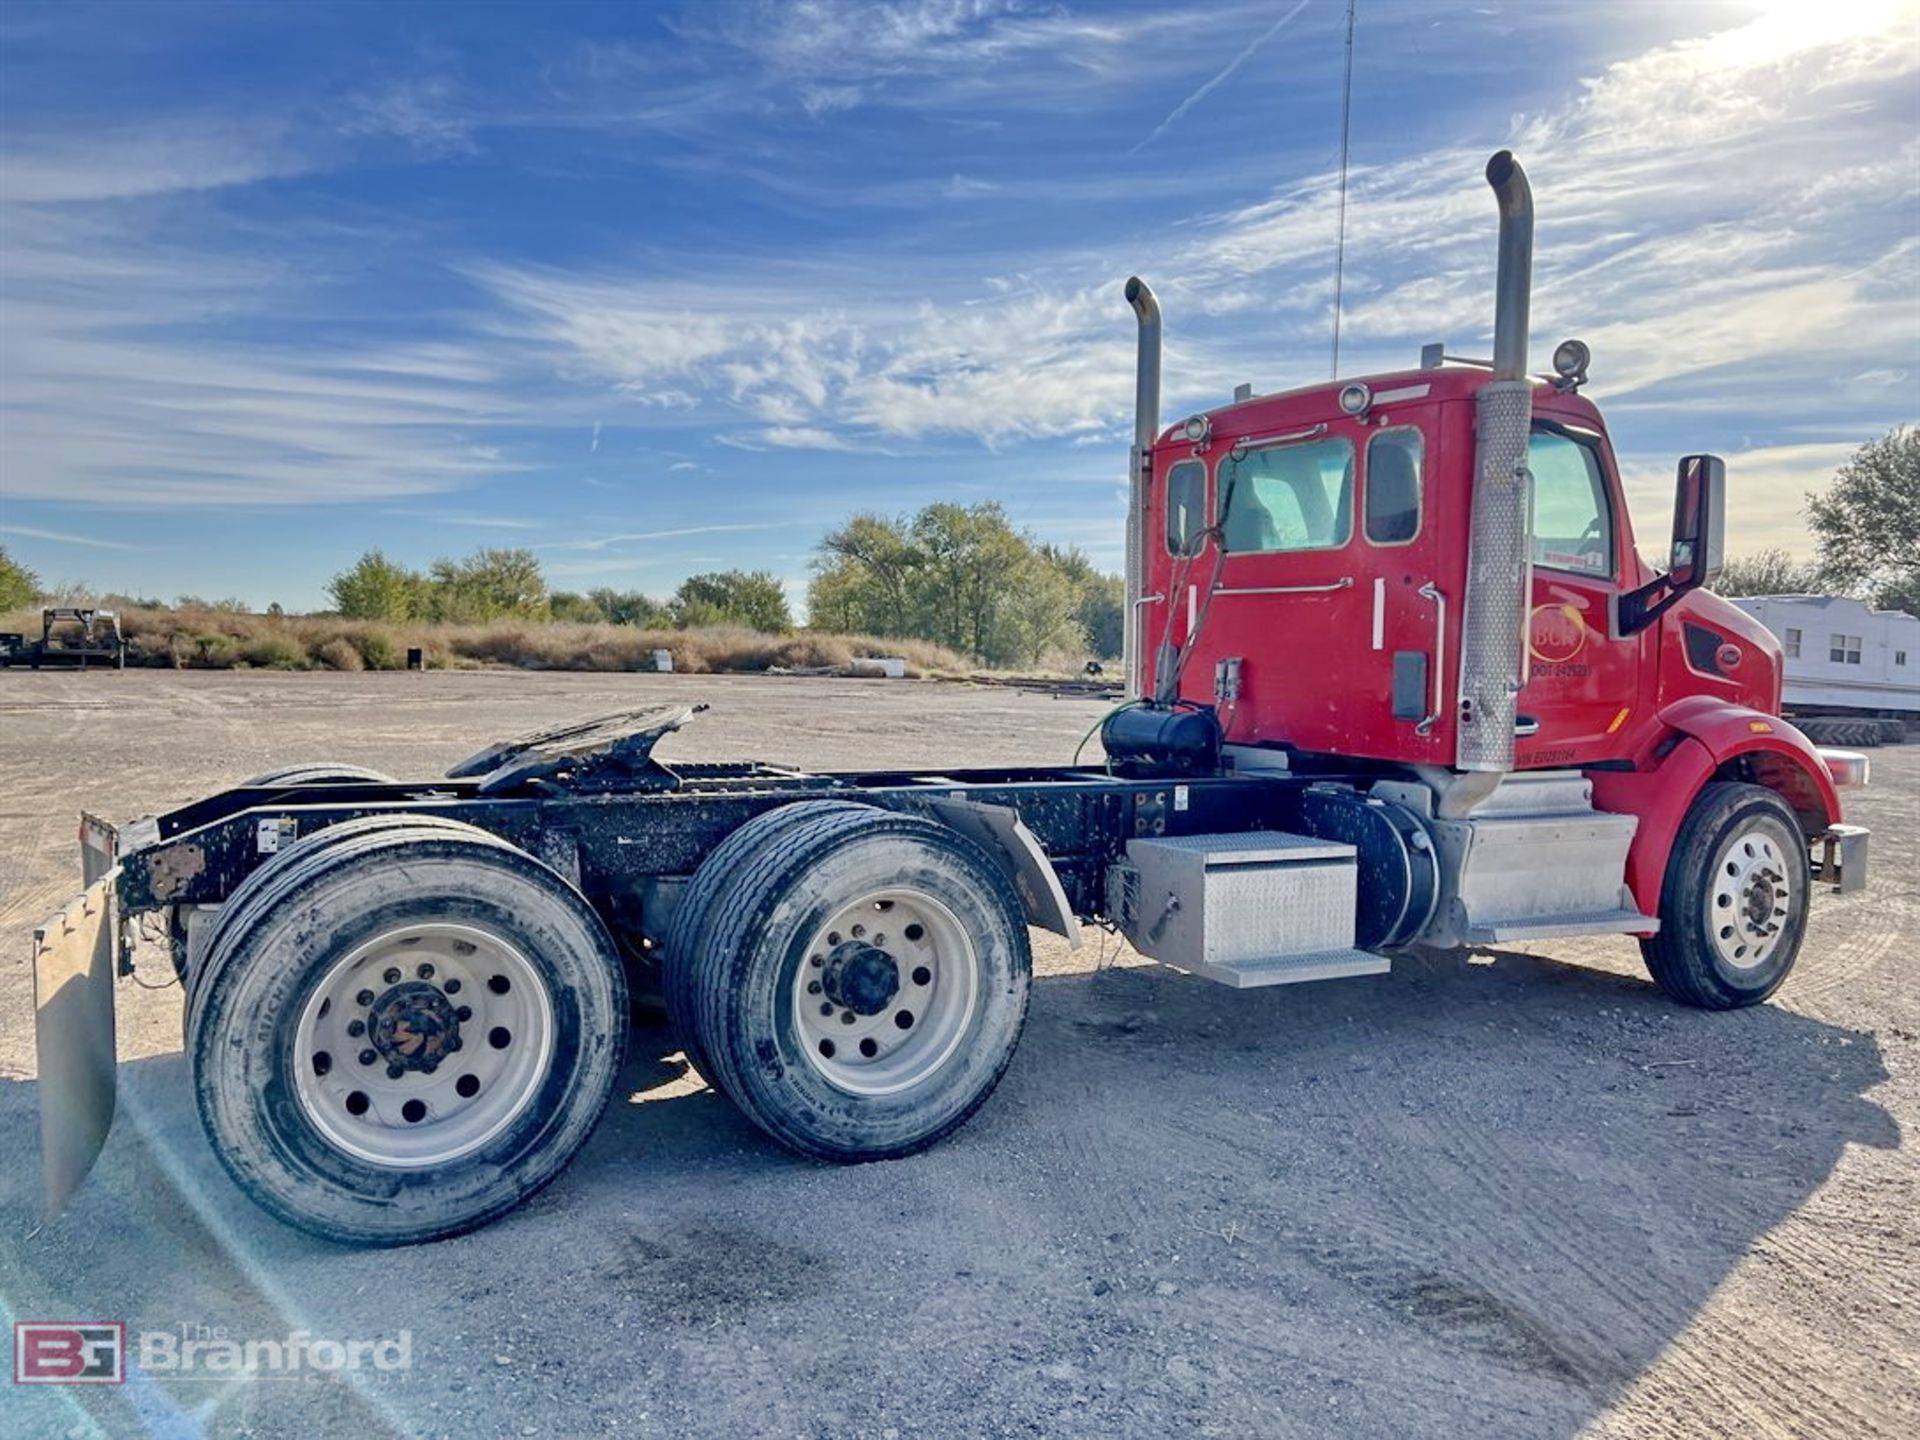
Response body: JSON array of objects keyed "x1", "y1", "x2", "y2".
[{"x1": 33, "y1": 876, "x2": 119, "y2": 1216}]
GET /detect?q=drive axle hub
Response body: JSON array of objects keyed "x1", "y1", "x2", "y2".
[
  {"x1": 821, "y1": 941, "x2": 900, "y2": 1017},
  {"x1": 366, "y1": 981, "x2": 461, "y2": 1073}
]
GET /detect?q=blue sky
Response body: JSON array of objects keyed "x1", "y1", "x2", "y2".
[{"x1": 1, "y1": 0, "x2": 1915, "y2": 613}]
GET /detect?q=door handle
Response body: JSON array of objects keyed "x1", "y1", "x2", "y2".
[{"x1": 1415, "y1": 582, "x2": 1446, "y2": 736}]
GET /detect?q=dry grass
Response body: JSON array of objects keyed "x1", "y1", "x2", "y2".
[{"x1": 0, "y1": 605, "x2": 970, "y2": 677}]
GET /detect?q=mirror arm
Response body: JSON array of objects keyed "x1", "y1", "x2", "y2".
[{"x1": 1617, "y1": 572, "x2": 1685, "y2": 637}]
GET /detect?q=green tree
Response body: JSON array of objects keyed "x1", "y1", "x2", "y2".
[
  {"x1": 910, "y1": 502, "x2": 1029, "y2": 663},
  {"x1": 0, "y1": 546, "x2": 40, "y2": 611},
  {"x1": 327, "y1": 550, "x2": 424, "y2": 621},
  {"x1": 587, "y1": 587, "x2": 668, "y2": 627},
  {"x1": 671, "y1": 570, "x2": 793, "y2": 632},
  {"x1": 811, "y1": 514, "x2": 920, "y2": 637},
  {"x1": 427, "y1": 547, "x2": 548, "y2": 623},
  {"x1": 549, "y1": 590, "x2": 608, "y2": 624},
  {"x1": 1039, "y1": 544, "x2": 1125, "y2": 658},
  {"x1": 1000, "y1": 552, "x2": 1080, "y2": 665},
  {"x1": 1809, "y1": 427, "x2": 1920, "y2": 616},
  {"x1": 1707, "y1": 547, "x2": 1827, "y2": 599}
]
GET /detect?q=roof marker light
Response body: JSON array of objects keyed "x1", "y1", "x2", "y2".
[
  {"x1": 1337, "y1": 382, "x2": 1372, "y2": 417},
  {"x1": 1180, "y1": 414, "x2": 1212, "y2": 445},
  {"x1": 1551, "y1": 338, "x2": 1591, "y2": 388}
]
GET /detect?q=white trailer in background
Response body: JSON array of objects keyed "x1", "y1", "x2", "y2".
[{"x1": 1731, "y1": 595, "x2": 1920, "y2": 745}]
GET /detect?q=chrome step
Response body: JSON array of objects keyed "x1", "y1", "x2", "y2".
[
  {"x1": 1179, "y1": 948, "x2": 1390, "y2": 989},
  {"x1": 1465, "y1": 909, "x2": 1659, "y2": 943}
]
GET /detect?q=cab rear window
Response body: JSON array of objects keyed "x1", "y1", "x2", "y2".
[
  {"x1": 1219, "y1": 436, "x2": 1354, "y2": 554},
  {"x1": 1165, "y1": 460, "x2": 1206, "y2": 556},
  {"x1": 1365, "y1": 429, "x2": 1422, "y2": 544}
]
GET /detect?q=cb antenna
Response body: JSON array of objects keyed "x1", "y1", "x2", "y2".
[{"x1": 1329, "y1": 0, "x2": 1357, "y2": 378}]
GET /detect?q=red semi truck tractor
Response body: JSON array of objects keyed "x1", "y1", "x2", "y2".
[{"x1": 33, "y1": 152, "x2": 1870, "y2": 1246}]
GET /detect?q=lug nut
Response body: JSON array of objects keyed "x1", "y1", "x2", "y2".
[
  {"x1": 356, "y1": 990, "x2": 375, "y2": 1007},
  {"x1": 387, "y1": 1064, "x2": 406, "y2": 1080},
  {"x1": 383, "y1": 968, "x2": 402, "y2": 984},
  {"x1": 456, "y1": 1005, "x2": 473, "y2": 1022},
  {"x1": 841, "y1": 1011, "x2": 856, "y2": 1026},
  {"x1": 346, "y1": 1019, "x2": 365, "y2": 1038},
  {"x1": 358, "y1": 1049, "x2": 377, "y2": 1066},
  {"x1": 444, "y1": 978, "x2": 462, "y2": 995},
  {"x1": 417, "y1": 962, "x2": 435, "y2": 979},
  {"x1": 807, "y1": 980, "x2": 822, "y2": 994}
]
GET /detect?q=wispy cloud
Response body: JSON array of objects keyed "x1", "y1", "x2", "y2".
[
  {"x1": 0, "y1": 523, "x2": 142, "y2": 551},
  {"x1": 1132, "y1": 0, "x2": 1313, "y2": 154},
  {"x1": 341, "y1": 75, "x2": 477, "y2": 159},
  {"x1": 382, "y1": 509, "x2": 542, "y2": 530},
  {"x1": 539, "y1": 521, "x2": 810, "y2": 553},
  {"x1": 0, "y1": 120, "x2": 313, "y2": 203}
]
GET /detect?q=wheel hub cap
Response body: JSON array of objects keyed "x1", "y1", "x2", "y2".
[
  {"x1": 822, "y1": 941, "x2": 900, "y2": 1016},
  {"x1": 367, "y1": 981, "x2": 460, "y2": 1073}
]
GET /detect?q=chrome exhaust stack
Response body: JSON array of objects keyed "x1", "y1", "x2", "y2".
[
  {"x1": 1453, "y1": 150, "x2": 1536, "y2": 782},
  {"x1": 1124, "y1": 277, "x2": 1161, "y2": 702}
]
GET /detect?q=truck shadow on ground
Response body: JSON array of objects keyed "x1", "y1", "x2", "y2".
[{"x1": 0, "y1": 945, "x2": 1898, "y2": 1439}]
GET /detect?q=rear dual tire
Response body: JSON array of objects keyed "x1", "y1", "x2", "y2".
[
  {"x1": 190, "y1": 818, "x2": 626, "y2": 1246},
  {"x1": 668, "y1": 803, "x2": 1032, "y2": 1162}
]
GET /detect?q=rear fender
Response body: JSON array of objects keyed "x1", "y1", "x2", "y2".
[{"x1": 1590, "y1": 698, "x2": 1842, "y2": 916}]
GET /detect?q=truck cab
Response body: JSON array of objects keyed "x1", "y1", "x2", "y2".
[{"x1": 1139, "y1": 365, "x2": 1785, "y2": 775}]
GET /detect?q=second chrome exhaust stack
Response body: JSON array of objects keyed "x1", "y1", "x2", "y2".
[
  {"x1": 1454, "y1": 150, "x2": 1536, "y2": 780},
  {"x1": 1124, "y1": 276, "x2": 1162, "y2": 702}
]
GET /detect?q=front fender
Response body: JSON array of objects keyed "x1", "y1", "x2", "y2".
[
  {"x1": 1590, "y1": 698, "x2": 1842, "y2": 917},
  {"x1": 1655, "y1": 696, "x2": 1842, "y2": 832}
]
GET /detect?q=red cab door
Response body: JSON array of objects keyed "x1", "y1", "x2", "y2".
[{"x1": 1515, "y1": 420, "x2": 1645, "y2": 767}]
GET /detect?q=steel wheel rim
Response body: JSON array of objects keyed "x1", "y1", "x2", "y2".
[
  {"x1": 1709, "y1": 826, "x2": 1793, "y2": 971},
  {"x1": 794, "y1": 889, "x2": 980, "y2": 1097},
  {"x1": 293, "y1": 922, "x2": 554, "y2": 1168}
]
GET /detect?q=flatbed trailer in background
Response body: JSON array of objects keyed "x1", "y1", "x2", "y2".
[{"x1": 3, "y1": 607, "x2": 127, "y2": 670}]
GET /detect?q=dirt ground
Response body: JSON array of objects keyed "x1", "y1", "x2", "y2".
[{"x1": 0, "y1": 669, "x2": 1914, "y2": 1440}]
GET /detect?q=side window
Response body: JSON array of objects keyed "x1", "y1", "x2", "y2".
[
  {"x1": 1528, "y1": 428, "x2": 1613, "y2": 577},
  {"x1": 1166, "y1": 460, "x2": 1206, "y2": 556},
  {"x1": 1219, "y1": 436, "x2": 1354, "y2": 554},
  {"x1": 1365, "y1": 429, "x2": 1422, "y2": 544},
  {"x1": 1829, "y1": 634, "x2": 1861, "y2": 664},
  {"x1": 1784, "y1": 626, "x2": 1802, "y2": 659}
]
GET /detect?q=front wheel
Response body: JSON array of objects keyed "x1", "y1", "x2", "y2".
[
  {"x1": 682, "y1": 804, "x2": 1032, "y2": 1162},
  {"x1": 1640, "y1": 782, "x2": 1810, "y2": 1010}
]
